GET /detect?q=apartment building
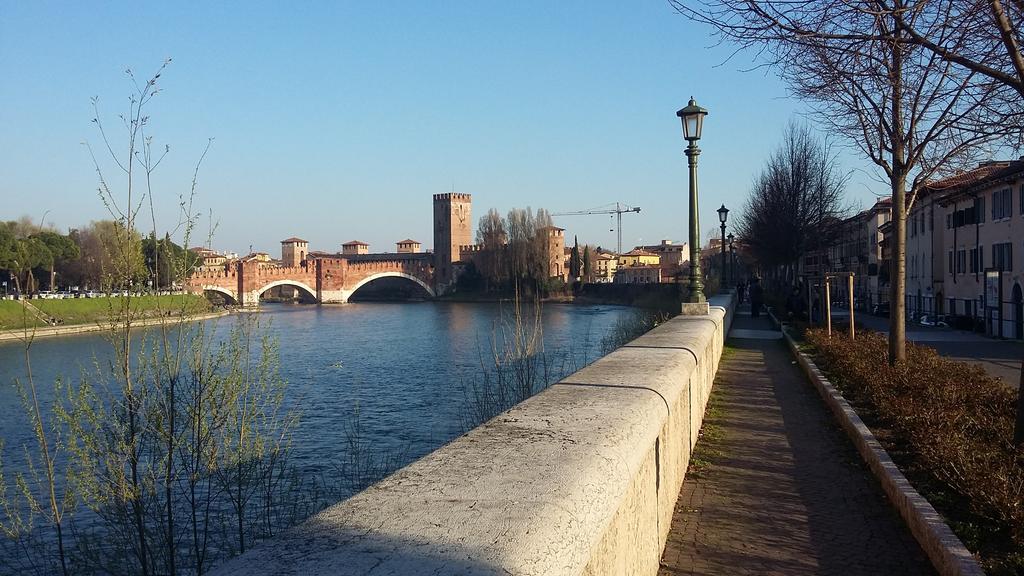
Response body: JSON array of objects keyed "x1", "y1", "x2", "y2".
[
  {"x1": 822, "y1": 199, "x2": 891, "y2": 310},
  {"x1": 937, "y1": 160, "x2": 1024, "y2": 337},
  {"x1": 904, "y1": 163, "x2": 1009, "y2": 319},
  {"x1": 593, "y1": 252, "x2": 617, "y2": 283}
]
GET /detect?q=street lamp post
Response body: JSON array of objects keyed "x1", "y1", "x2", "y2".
[
  {"x1": 677, "y1": 97, "x2": 708, "y2": 305},
  {"x1": 717, "y1": 204, "x2": 729, "y2": 292},
  {"x1": 727, "y1": 232, "x2": 735, "y2": 289}
]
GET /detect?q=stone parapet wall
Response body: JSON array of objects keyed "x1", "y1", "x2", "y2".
[{"x1": 212, "y1": 294, "x2": 735, "y2": 575}]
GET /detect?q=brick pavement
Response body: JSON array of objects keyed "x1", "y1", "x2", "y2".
[{"x1": 658, "y1": 309, "x2": 935, "y2": 575}]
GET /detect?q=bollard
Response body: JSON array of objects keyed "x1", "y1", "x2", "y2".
[
  {"x1": 824, "y1": 276, "x2": 832, "y2": 337},
  {"x1": 848, "y1": 274, "x2": 855, "y2": 340}
]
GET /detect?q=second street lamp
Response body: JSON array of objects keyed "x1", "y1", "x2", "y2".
[
  {"x1": 717, "y1": 204, "x2": 729, "y2": 292},
  {"x1": 677, "y1": 97, "x2": 708, "y2": 305}
]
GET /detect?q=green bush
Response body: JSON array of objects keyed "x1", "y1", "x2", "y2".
[{"x1": 806, "y1": 329, "x2": 1024, "y2": 571}]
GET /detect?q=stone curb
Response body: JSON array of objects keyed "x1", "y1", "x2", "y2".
[{"x1": 777, "y1": 321, "x2": 984, "y2": 576}]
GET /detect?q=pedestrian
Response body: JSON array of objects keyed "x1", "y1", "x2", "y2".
[
  {"x1": 785, "y1": 286, "x2": 802, "y2": 320},
  {"x1": 750, "y1": 277, "x2": 764, "y2": 318}
]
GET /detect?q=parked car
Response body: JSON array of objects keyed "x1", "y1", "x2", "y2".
[
  {"x1": 947, "y1": 314, "x2": 985, "y2": 332},
  {"x1": 918, "y1": 314, "x2": 948, "y2": 327}
]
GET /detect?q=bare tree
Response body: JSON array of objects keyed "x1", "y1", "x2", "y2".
[
  {"x1": 885, "y1": 1, "x2": 1024, "y2": 103},
  {"x1": 475, "y1": 208, "x2": 508, "y2": 289},
  {"x1": 737, "y1": 122, "x2": 849, "y2": 282},
  {"x1": 673, "y1": 0, "x2": 1012, "y2": 364}
]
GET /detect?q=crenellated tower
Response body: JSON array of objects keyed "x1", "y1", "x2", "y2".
[
  {"x1": 432, "y1": 193, "x2": 472, "y2": 291},
  {"x1": 280, "y1": 237, "x2": 308, "y2": 267}
]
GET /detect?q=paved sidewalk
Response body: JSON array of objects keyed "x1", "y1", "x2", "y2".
[{"x1": 658, "y1": 308, "x2": 935, "y2": 575}]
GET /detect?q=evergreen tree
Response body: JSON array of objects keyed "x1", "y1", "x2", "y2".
[
  {"x1": 569, "y1": 236, "x2": 581, "y2": 281},
  {"x1": 582, "y1": 245, "x2": 592, "y2": 283}
]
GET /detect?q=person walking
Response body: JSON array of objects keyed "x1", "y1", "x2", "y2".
[{"x1": 750, "y1": 277, "x2": 764, "y2": 318}]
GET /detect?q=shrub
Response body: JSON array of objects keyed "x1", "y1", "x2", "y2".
[{"x1": 806, "y1": 329, "x2": 1024, "y2": 570}]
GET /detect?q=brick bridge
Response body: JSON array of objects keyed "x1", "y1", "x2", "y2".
[{"x1": 186, "y1": 254, "x2": 434, "y2": 306}]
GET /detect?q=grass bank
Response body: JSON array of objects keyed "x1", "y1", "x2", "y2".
[
  {"x1": 0, "y1": 294, "x2": 212, "y2": 331},
  {"x1": 0, "y1": 301, "x2": 45, "y2": 329}
]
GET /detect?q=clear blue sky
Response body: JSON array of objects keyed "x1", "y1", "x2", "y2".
[{"x1": 1, "y1": 1, "x2": 883, "y2": 256}]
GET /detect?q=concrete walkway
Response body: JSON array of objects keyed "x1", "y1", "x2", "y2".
[{"x1": 658, "y1": 307, "x2": 935, "y2": 575}]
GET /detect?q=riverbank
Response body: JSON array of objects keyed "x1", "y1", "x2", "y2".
[
  {"x1": 0, "y1": 294, "x2": 229, "y2": 342},
  {"x1": 0, "y1": 309, "x2": 232, "y2": 342}
]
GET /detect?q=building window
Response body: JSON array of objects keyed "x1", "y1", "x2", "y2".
[
  {"x1": 1020, "y1": 184, "x2": 1024, "y2": 215},
  {"x1": 946, "y1": 213, "x2": 952, "y2": 229},
  {"x1": 969, "y1": 248, "x2": 978, "y2": 273},
  {"x1": 956, "y1": 249, "x2": 967, "y2": 274},
  {"x1": 948, "y1": 250, "x2": 954, "y2": 275},
  {"x1": 992, "y1": 189, "x2": 1012, "y2": 220},
  {"x1": 993, "y1": 242, "x2": 1013, "y2": 271},
  {"x1": 976, "y1": 196, "x2": 985, "y2": 224}
]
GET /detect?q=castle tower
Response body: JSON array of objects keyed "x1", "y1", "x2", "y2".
[
  {"x1": 433, "y1": 193, "x2": 472, "y2": 290},
  {"x1": 342, "y1": 240, "x2": 370, "y2": 255},
  {"x1": 280, "y1": 237, "x2": 308, "y2": 267},
  {"x1": 541, "y1": 226, "x2": 566, "y2": 280}
]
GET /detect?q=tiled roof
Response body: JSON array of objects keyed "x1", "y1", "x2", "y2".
[
  {"x1": 927, "y1": 162, "x2": 1012, "y2": 193},
  {"x1": 397, "y1": 239, "x2": 421, "y2": 245},
  {"x1": 280, "y1": 237, "x2": 308, "y2": 243},
  {"x1": 937, "y1": 159, "x2": 1023, "y2": 205},
  {"x1": 961, "y1": 159, "x2": 1024, "y2": 193},
  {"x1": 343, "y1": 240, "x2": 370, "y2": 246}
]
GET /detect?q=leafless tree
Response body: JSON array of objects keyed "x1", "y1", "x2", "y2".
[
  {"x1": 475, "y1": 208, "x2": 508, "y2": 289},
  {"x1": 737, "y1": 122, "x2": 849, "y2": 282},
  {"x1": 672, "y1": 0, "x2": 1013, "y2": 363},
  {"x1": 885, "y1": 1, "x2": 1024, "y2": 103},
  {"x1": 475, "y1": 207, "x2": 557, "y2": 292}
]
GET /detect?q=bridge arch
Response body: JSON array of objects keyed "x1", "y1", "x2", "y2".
[
  {"x1": 201, "y1": 286, "x2": 238, "y2": 305},
  {"x1": 255, "y1": 279, "x2": 318, "y2": 301},
  {"x1": 347, "y1": 272, "x2": 436, "y2": 300}
]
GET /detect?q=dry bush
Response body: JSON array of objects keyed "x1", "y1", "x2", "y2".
[{"x1": 806, "y1": 329, "x2": 1024, "y2": 568}]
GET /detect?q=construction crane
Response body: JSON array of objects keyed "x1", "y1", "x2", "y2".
[{"x1": 552, "y1": 202, "x2": 641, "y2": 255}]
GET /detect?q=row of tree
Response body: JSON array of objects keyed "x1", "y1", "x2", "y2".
[
  {"x1": 736, "y1": 122, "x2": 849, "y2": 282},
  {"x1": 465, "y1": 207, "x2": 600, "y2": 293},
  {"x1": 469, "y1": 207, "x2": 560, "y2": 292},
  {"x1": 0, "y1": 218, "x2": 192, "y2": 295},
  {"x1": 675, "y1": 0, "x2": 1023, "y2": 364}
]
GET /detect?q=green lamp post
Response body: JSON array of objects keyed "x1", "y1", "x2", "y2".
[{"x1": 677, "y1": 97, "x2": 708, "y2": 304}]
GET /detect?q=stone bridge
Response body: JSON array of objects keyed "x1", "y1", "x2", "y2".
[{"x1": 186, "y1": 254, "x2": 434, "y2": 306}]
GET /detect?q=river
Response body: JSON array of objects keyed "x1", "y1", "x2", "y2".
[{"x1": 0, "y1": 301, "x2": 635, "y2": 519}]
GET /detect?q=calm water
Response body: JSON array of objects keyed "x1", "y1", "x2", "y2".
[{"x1": 0, "y1": 301, "x2": 632, "y2": 493}]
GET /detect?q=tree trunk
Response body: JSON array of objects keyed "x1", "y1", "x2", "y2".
[{"x1": 888, "y1": 36, "x2": 908, "y2": 366}]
